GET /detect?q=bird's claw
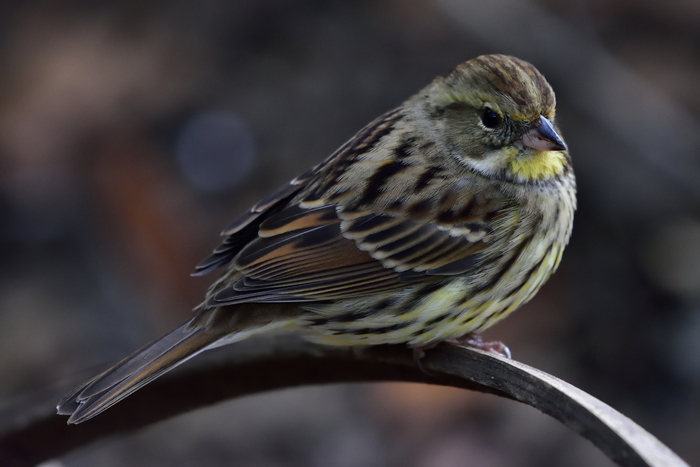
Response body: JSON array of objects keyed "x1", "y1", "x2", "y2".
[{"x1": 451, "y1": 334, "x2": 512, "y2": 359}]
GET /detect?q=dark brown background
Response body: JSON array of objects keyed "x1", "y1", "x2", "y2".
[{"x1": 1, "y1": 1, "x2": 699, "y2": 466}]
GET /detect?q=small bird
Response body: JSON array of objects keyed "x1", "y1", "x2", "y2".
[{"x1": 58, "y1": 54, "x2": 575, "y2": 424}]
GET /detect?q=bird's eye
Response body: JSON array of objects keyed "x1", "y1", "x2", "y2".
[{"x1": 481, "y1": 107, "x2": 501, "y2": 129}]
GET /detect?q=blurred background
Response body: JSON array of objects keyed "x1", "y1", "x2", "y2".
[{"x1": 1, "y1": 0, "x2": 699, "y2": 466}]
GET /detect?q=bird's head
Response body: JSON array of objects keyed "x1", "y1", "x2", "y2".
[{"x1": 418, "y1": 54, "x2": 571, "y2": 184}]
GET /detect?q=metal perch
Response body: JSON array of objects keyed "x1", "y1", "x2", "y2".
[{"x1": 0, "y1": 336, "x2": 689, "y2": 467}]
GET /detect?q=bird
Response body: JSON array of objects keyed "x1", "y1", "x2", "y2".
[{"x1": 58, "y1": 54, "x2": 576, "y2": 424}]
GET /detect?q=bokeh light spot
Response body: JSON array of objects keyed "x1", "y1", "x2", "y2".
[{"x1": 175, "y1": 111, "x2": 256, "y2": 193}]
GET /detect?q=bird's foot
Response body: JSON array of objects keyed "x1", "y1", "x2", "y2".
[
  {"x1": 411, "y1": 344, "x2": 438, "y2": 376},
  {"x1": 450, "y1": 334, "x2": 512, "y2": 359}
]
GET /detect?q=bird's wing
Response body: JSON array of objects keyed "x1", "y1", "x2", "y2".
[
  {"x1": 203, "y1": 197, "x2": 512, "y2": 307},
  {"x1": 194, "y1": 108, "x2": 516, "y2": 306}
]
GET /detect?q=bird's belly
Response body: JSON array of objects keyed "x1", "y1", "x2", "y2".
[{"x1": 304, "y1": 240, "x2": 564, "y2": 347}]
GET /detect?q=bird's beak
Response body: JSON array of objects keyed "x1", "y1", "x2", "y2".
[{"x1": 521, "y1": 115, "x2": 567, "y2": 151}]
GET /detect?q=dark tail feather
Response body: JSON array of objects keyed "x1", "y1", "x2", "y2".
[{"x1": 57, "y1": 323, "x2": 225, "y2": 424}]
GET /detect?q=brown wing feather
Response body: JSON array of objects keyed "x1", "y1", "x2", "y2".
[
  {"x1": 207, "y1": 207, "x2": 399, "y2": 305},
  {"x1": 192, "y1": 170, "x2": 315, "y2": 275}
]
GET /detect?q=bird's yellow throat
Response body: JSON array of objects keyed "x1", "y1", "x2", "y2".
[{"x1": 509, "y1": 150, "x2": 566, "y2": 181}]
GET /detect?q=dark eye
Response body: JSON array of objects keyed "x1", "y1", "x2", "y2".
[{"x1": 481, "y1": 107, "x2": 501, "y2": 129}]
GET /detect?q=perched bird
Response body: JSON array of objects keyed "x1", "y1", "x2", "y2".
[{"x1": 58, "y1": 54, "x2": 576, "y2": 424}]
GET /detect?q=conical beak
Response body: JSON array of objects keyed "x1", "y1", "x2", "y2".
[{"x1": 521, "y1": 115, "x2": 567, "y2": 151}]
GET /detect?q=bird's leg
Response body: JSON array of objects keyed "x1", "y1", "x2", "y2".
[
  {"x1": 450, "y1": 334, "x2": 512, "y2": 359},
  {"x1": 411, "y1": 345, "x2": 438, "y2": 376}
]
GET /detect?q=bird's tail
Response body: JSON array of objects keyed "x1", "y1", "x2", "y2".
[{"x1": 57, "y1": 322, "x2": 228, "y2": 424}]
